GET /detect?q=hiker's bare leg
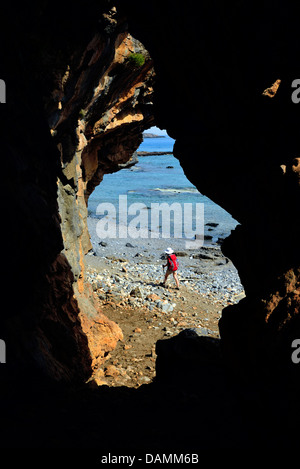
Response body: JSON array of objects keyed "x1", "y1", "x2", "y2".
[
  {"x1": 163, "y1": 270, "x2": 171, "y2": 285},
  {"x1": 173, "y1": 271, "x2": 180, "y2": 289}
]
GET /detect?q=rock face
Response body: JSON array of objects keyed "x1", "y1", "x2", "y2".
[
  {"x1": 1, "y1": 0, "x2": 299, "y2": 392},
  {"x1": 52, "y1": 17, "x2": 154, "y2": 378},
  {"x1": 122, "y1": 1, "x2": 300, "y2": 385},
  {"x1": 52, "y1": 23, "x2": 154, "y2": 376},
  {"x1": 0, "y1": 3, "x2": 153, "y2": 381}
]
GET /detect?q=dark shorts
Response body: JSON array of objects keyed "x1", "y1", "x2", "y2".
[{"x1": 166, "y1": 269, "x2": 178, "y2": 274}]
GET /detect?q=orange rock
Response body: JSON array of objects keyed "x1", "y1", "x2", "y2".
[
  {"x1": 146, "y1": 293, "x2": 161, "y2": 301},
  {"x1": 78, "y1": 296, "x2": 123, "y2": 372},
  {"x1": 104, "y1": 365, "x2": 120, "y2": 378},
  {"x1": 262, "y1": 79, "x2": 281, "y2": 98},
  {"x1": 94, "y1": 378, "x2": 108, "y2": 386}
]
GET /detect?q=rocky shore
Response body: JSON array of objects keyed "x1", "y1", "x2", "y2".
[
  {"x1": 84, "y1": 216, "x2": 245, "y2": 387},
  {"x1": 137, "y1": 151, "x2": 173, "y2": 156},
  {"x1": 143, "y1": 133, "x2": 166, "y2": 138}
]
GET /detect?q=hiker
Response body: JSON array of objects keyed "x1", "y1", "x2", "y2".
[{"x1": 161, "y1": 247, "x2": 180, "y2": 289}]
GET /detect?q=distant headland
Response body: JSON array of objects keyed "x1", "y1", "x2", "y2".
[
  {"x1": 143, "y1": 133, "x2": 166, "y2": 138},
  {"x1": 137, "y1": 151, "x2": 173, "y2": 156}
]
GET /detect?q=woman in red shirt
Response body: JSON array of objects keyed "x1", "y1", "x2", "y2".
[{"x1": 162, "y1": 247, "x2": 180, "y2": 289}]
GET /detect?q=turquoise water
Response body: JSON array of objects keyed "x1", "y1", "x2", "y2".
[{"x1": 88, "y1": 136, "x2": 239, "y2": 242}]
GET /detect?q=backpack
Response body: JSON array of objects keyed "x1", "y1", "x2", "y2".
[{"x1": 167, "y1": 254, "x2": 179, "y2": 271}]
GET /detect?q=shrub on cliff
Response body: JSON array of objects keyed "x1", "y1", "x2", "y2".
[{"x1": 126, "y1": 52, "x2": 146, "y2": 68}]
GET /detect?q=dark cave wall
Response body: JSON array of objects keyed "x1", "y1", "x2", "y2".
[
  {"x1": 120, "y1": 0, "x2": 300, "y2": 381},
  {"x1": 0, "y1": 2, "x2": 97, "y2": 381},
  {"x1": 0, "y1": 0, "x2": 299, "y2": 385},
  {"x1": 0, "y1": 1, "x2": 154, "y2": 380}
]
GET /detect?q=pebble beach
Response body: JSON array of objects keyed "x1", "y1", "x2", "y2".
[
  {"x1": 84, "y1": 134, "x2": 245, "y2": 386},
  {"x1": 86, "y1": 215, "x2": 245, "y2": 309},
  {"x1": 84, "y1": 216, "x2": 245, "y2": 387}
]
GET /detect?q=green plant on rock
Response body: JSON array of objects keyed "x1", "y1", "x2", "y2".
[
  {"x1": 79, "y1": 108, "x2": 86, "y2": 119},
  {"x1": 126, "y1": 52, "x2": 146, "y2": 68}
]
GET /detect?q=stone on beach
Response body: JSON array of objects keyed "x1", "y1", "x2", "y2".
[
  {"x1": 156, "y1": 301, "x2": 174, "y2": 313},
  {"x1": 130, "y1": 286, "x2": 144, "y2": 298}
]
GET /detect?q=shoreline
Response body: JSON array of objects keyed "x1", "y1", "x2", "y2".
[
  {"x1": 86, "y1": 215, "x2": 244, "y2": 306},
  {"x1": 85, "y1": 215, "x2": 245, "y2": 387},
  {"x1": 137, "y1": 151, "x2": 173, "y2": 156}
]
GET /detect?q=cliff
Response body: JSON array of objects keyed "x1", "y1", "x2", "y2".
[
  {"x1": 51, "y1": 21, "x2": 155, "y2": 375},
  {"x1": 0, "y1": 2, "x2": 154, "y2": 380},
  {"x1": 0, "y1": 0, "x2": 299, "y2": 448},
  {"x1": 121, "y1": 0, "x2": 300, "y2": 385},
  {"x1": 143, "y1": 132, "x2": 165, "y2": 138}
]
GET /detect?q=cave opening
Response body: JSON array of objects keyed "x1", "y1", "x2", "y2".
[
  {"x1": 1, "y1": 0, "x2": 299, "y2": 450},
  {"x1": 83, "y1": 126, "x2": 244, "y2": 387}
]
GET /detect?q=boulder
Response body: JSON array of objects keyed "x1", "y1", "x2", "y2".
[{"x1": 130, "y1": 286, "x2": 144, "y2": 298}]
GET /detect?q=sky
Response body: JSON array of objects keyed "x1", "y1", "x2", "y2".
[{"x1": 145, "y1": 126, "x2": 168, "y2": 136}]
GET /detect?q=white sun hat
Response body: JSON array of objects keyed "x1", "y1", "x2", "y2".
[{"x1": 165, "y1": 247, "x2": 174, "y2": 254}]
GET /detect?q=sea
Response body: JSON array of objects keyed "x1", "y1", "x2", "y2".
[{"x1": 87, "y1": 135, "x2": 239, "y2": 244}]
